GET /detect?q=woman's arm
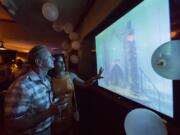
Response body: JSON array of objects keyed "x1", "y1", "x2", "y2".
[{"x1": 71, "y1": 67, "x2": 104, "y2": 87}]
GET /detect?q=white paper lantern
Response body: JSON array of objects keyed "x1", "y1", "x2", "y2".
[
  {"x1": 124, "y1": 108, "x2": 167, "y2": 135},
  {"x1": 1, "y1": 0, "x2": 18, "y2": 10},
  {"x1": 69, "y1": 32, "x2": 79, "y2": 41},
  {"x1": 52, "y1": 21, "x2": 64, "y2": 32},
  {"x1": 8, "y1": 8, "x2": 16, "y2": 15},
  {"x1": 0, "y1": 0, "x2": 8, "y2": 7},
  {"x1": 70, "y1": 55, "x2": 79, "y2": 64},
  {"x1": 42, "y1": 2, "x2": 59, "y2": 21},
  {"x1": 71, "y1": 41, "x2": 80, "y2": 50},
  {"x1": 63, "y1": 23, "x2": 74, "y2": 34}
]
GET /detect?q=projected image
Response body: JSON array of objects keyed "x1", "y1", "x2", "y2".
[{"x1": 95, "y1": 0, "x2": 173, "y2": 117}]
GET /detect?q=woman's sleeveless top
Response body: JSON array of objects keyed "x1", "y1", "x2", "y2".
[{"x1": 52, "y1": 72, "x2": 74, "y2": 117}]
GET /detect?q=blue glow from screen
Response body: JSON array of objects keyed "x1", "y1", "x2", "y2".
[{"x1": 95, "y1": 0, "x2": 173, "y2": 117}]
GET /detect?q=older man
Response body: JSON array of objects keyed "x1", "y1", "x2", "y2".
[{"x1": 4, "y1": 45, "x2": 59, "y2": 135}]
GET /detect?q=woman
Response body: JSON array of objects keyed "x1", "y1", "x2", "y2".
[{"x1": 50, "y1": 54, "x2": 103, "y2": 135}]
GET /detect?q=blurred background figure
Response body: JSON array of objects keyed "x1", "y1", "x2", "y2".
[
  {"x1": 0, "y1": 62, "x2": 13, "y2": 91},
  {"x1": 11, "y1": 59, "x2": 30, "y2": 81},
  {"x1": 13, "y1": 59, "x2": 24, "y2": 78}
]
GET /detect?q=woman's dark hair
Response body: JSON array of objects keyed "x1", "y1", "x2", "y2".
[{"x1": 53, "y1": 54, "x2": 65, "y2": 65}]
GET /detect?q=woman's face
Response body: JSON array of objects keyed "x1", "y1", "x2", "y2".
[{"x1": 55, "y1": 56, "x2": 66, "y2": 71}]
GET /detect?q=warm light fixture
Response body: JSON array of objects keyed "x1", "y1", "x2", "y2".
[{"x1": 0, "y1": 41, "x2": 7, "y2": 50}]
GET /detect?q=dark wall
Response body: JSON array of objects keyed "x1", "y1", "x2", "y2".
[
  {"x1": 76, "y1": 86, "x2": 126, "y2": 135},
  {"x1": 78, "y1": 39, "x2": 96, "y2": 79},
  {"x1": 76, "y1": 85, "x2": 180, "y2": 135}
]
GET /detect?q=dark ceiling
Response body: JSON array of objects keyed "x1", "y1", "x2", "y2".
[
  {"x1": 0, "y1": 0, "x2": 180, "y2": 52},
  {"x1": 0, "y1": 0, "x2": 95, "y2": 52},
  {"x1": 13, "y1": 0, "x2": 96, "y2": 44},
  {"x1": 12, "y1": 0, "x2": 94, "y2": 36}
]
